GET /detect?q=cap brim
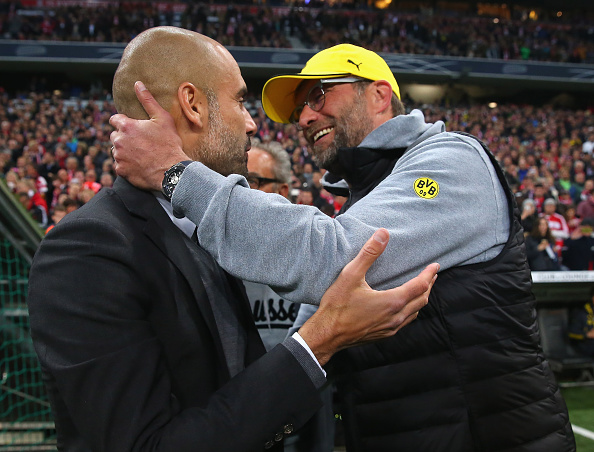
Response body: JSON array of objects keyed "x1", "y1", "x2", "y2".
[{"x1": 262, "y1": 72, "x2": 351, "y2": 124}]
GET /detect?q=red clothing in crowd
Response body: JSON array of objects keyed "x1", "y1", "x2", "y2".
[
  {"x1": 544, "y1": 212, "x2": 569, "y2": 255},
  {"x1": 544, "y1": 212, "x2": 569, "y2": 240},
  {"x1": 83, "y1": 181, "x2": 102, "y2": 193}
]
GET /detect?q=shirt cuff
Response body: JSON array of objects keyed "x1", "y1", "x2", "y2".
[{"x1": 282, "y1": 333, "x2": 326, "y2": 389}]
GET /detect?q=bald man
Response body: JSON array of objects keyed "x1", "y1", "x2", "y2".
[{"x1": 27, "y1": 27, "x2": 438, "y2": 451}]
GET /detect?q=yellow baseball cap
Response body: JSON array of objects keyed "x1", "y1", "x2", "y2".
[{"x1": 262, "y1": 44, "x2": 400, "y2": 124}]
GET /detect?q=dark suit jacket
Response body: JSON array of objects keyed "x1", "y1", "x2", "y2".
[{"x1": 28, "y1": 178, "x2": 322, "y2": 452}]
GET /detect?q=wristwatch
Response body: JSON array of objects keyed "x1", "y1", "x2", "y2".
[{"x1": 162, "y1": 160, "x2": 193, "y2": 201}]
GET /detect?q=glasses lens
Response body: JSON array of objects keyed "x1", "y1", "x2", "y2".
[
  {"x1": 290, "y1": 83, "x2": 327, "y2": 125},
  {"x1": 307, "y1": 85, "x2": 325, "y2": 112},
  {"x1": 246, "y1": 175, "x2": 259, "y2": 189},
  {"x1": 289, "y1": 105, "x2": 304, "y2": 125}
]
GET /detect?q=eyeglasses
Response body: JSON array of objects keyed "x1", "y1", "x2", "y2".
[
  {"x1": 289, "y1": 77, "x2": 364, "y2": 126},
  {"x1": 246, "y1": 173, "x2": 282, "y2": 189}
]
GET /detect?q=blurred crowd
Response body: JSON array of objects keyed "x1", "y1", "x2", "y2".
[
  {"x1": 2, "y1": 86, "x2": 594, "y2": 270},
  {"x1": 0, "y1": 90, "x2": 116, "y2": 233},
  {"x1": 1, "y1": 1, "x2": 594, "y2": 63}
]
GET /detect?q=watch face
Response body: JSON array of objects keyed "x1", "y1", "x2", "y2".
[{"x1": 162, "y1": 164, "x2": 186, "y2": 200}]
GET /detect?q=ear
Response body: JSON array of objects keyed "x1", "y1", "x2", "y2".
[
  {"x1": 177, "y1": 82, "x2": 208, "y2": 129},
  {"x1": 368, "y1": 80, "x2": 393, "y2": 116},
  {"x1": 278, "y1": 183, "x2": 290, "y2": 199}
]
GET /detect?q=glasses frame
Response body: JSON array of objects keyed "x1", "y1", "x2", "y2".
[
  {"x1": 246, "y1": 173, "x2": 282, "y2": 189},
  {"x1": 289, "y1": 76, "x2": 365, "y2": 126}
]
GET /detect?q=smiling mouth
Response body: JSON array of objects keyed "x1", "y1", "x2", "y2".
[{"x1": 313, "y1": 127, "x2": 334, "y2": 143}]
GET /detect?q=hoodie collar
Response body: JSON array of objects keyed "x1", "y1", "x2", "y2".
[{"x1": 321, "y1": 110, "x2": 441, "y2": 199}]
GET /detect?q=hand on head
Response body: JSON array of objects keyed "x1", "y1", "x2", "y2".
[
  {"x1": 298, "y1": 228, "x2": 439, "y2": 366},
  {"x1": 109, "y1": 82, "x2": 189, "y2": 191}
]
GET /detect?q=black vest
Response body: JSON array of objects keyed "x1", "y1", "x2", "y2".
[{"x1": 331, "y1": 136, "x2": 576, "y2": 452}]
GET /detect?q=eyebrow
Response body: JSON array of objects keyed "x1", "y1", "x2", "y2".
[{"x1": 236, "y1": 86, "x2": 248, "y2": 99}]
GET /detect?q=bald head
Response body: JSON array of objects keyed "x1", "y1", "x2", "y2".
[{"x1": 113, "y1": 27, "x2": 230, "y2": 119}]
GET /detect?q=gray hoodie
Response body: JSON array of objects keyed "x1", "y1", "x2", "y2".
[{"x1": 174, "y1": 110, "x2": 509, "y2": 305}]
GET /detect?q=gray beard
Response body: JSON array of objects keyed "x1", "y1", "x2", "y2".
[
  {"x1": 311, "y1": 95, "x2": 372, "y2": 178},
  {"x1": 198, "y1": 106, "x2": 249, "y2": 178}
]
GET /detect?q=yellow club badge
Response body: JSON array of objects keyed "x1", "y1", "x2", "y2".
[{"x1": 414, "y1": 177, "x2": 439, "y2": 199}]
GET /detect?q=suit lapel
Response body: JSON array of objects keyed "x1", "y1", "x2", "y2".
[{"x1": 113, "y1": 178, "x2": 230, "y2": 380}]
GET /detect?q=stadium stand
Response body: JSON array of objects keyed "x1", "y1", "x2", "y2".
[
  {"x1": 0, "y1": 1, "x2": 593, "y2": 63},
  {"x1": 1, "y1": 0, "x2": 594, "y2": 447}
]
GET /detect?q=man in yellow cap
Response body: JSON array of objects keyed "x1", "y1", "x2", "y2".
[{"x1": 111, "y1": 43, "x2": 576, "y2": 451}]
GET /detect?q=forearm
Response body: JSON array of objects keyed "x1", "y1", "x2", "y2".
[
  {"x1": 173, "y1": 141, "x2": 506, "y2": 304},
  {"x1": 174, "y1": 162, "x2": 357, "y2": 304}
]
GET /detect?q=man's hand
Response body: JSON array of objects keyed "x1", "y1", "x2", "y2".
[
  {"x1": 109, "y1": 81, "x2": 188, "y2": 190},
  {"x1": 299, "y1": 229, "x2": 439, "y2": 366}
]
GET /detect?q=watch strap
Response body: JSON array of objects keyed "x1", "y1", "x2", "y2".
[{"x1": 162, "y1": 160, "x2": 194, "y2": 201}]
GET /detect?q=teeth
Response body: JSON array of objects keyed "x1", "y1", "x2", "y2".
[{"x1": 313, "y1": 127, "x2": 333, "y2": 142}]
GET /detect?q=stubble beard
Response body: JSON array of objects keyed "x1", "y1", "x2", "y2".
[
  {"x1": 310, "y1": 93, "x2": 373, "y2": 177},
  {"x1": 193, "y1": 104, "x2": 250, "y2": 178}
]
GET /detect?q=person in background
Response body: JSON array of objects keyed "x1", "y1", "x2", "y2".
[
  {"x1": 99, "y1": 171, "x2": 114, "y2": 188},
  {"x1": 570, "y1": 172, "x2": 587, "y2": 205},
  {"x1": 16, "y1": 178, "x2": 48, "y2": 228},
  {"x1": 245, "y1": 139, "x2": 334, "y2": 452},
  {"x1": 45, "y1": 203, "x2": 67, "y2": 234},
  {"x1": 244, "y1": 139, "x2": 294, "y2": 351},
  {"x1": 526, "y1": 217, "x2": 561, "y2": 271},
  {"x1": 564, "y1": 205, "x2": 582, "y2": 235},
  {"x1": 562, "y1": 218, "x2": 594, "y2": 271},
  {"x1": 577, "y1": 190, "x2": 594, "y2": 222},
  {"x1": 542, "y1": 198, "x2": 569, "y2": 253},
  {"x1": 568, "y1": 286, "x2": 594, "y2": 357},
  {"x1": 521, "y1": 198, "x2": 538, "y2": 234},
  {"x1": 531, "y1": 180, "x2": 552, "y2": 214}
]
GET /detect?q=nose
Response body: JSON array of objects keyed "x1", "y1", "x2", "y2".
[
  {"x1": 244, "y1": 109, "x2": 257, "y2": 136},
  {"x1": 297, "y1": 104, "x2": 319, "y2": 130}
]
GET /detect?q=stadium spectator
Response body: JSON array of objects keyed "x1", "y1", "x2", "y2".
[
  {"x1": 3, "y1": 169, "x2": 19, "y2": 193},
  {"x1": 78, "y1": 187, "x2": 96, "y2": 205},
  {"x1": 584, "y1": 132, "x2": 594, "y2": 155},
  {"x1": 62, "y1": 197, "x2": 79, "y2": 214},
  {"x1": 15, "y1": 178, "x2": 48, "y2": 228},
  {"x1": 526, "y1": 217, "x2": 561, "y2": 271},
  {"x1": 244, "y1": 139, "x2": 296, "y2": 351},
  {"x1": 0, "y1": 148, "x2": 11, "y2": 174},
  {"x1": 3, "y1": 2, "x2": 594, "y2": 65},
  {"x1": 2, "y1": 75, "x2": 594, "y2": 276},
  {"x1": 568, "y1": 286, "x2": 594, "y2": 356},
  {"x1": 579, "y1": 178, "x2": 594, "y2": 203},
  {"x1": 521, "y1": 198, "x2": 538, "y2": 234},
  {"x1": 25, "y1": 162, "x2": 48, "y2": 198},
  {"x1": 577, "y1": 192, "x2": 594, "y2": 222},
  {"x1": 542, "y1": 198, "x2": 569, "y2": 250},
  {"x1": 556, "y1": 167, "x2": 572, "y2": 193},
  {"x1": 99, "y1": 172, "x2": 114, "y2": 188},
  {"x1": 64, "y1": 156, "x2": 79, "y2": 180},
  {"x1": 39, "y1": 151, "x2": 61, "y2": 186},
  {"x1": 562, "y1": 218, "x2": 594, "y2": 271},
  {"x1": 558, "y1": 189, "x2": 574, "y2": 214},
  {"x1": 45, "y1": 203, "x2": 67, "y2": 235},
  {"x1": 570, "y1": 172, "x2": 587, "y2": 204},
  {"x1": 296, "y1": 187, "x2": 315, "y2": 206},
  {"x1": 82, "y1": 169, "x2": 102, "y2": 193},
  {"x1": 564, "y1": 205, "x2": 582, "y2": 235},
  {"x1": 531, "y1": 180, "x2": 552, "y2": 213}
]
